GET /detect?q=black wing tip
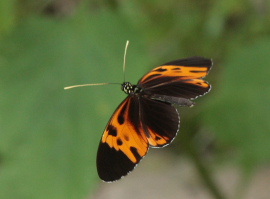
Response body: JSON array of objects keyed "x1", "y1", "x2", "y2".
[
  {"x1": 96, "y1": 142, "x2": 137, "y2": 182},
  {"x1": 162, "y1": 56, "x2": 213, "y2": 69}
]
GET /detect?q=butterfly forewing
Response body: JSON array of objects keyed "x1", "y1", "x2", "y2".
[
  {"x1": 138, "y1": 56, "x2": 211, "y2": 84},
  {"x1": 138, "y1": 57, "x2": 212, "y2": 100},
  {"x1": 97, "y1": 96, "x2": 149, "y2": 182}
]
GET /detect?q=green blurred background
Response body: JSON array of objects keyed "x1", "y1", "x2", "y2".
[{"x1": 0, "y1": 0, "x2": 270, "y2": 199}]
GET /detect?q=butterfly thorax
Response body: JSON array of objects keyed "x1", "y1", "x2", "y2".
[{"x1": 122, "y1": 82, "x2": 142, "y2": 95}]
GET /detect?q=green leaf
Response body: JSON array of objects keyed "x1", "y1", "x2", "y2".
[{"x1": 0, "y1": 9, "x2": 149, "y2": 199}]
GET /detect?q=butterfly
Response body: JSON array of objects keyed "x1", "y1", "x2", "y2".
[{"x1": 65, "y1": 41, "x2": 212, "y2": 182}]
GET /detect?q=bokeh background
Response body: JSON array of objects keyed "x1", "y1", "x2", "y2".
[{"x1": 0, "y1": 0, "x2": 270, "y2": 199}]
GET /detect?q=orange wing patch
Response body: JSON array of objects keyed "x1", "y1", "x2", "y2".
[
  {"x1": 139, "y1": 65, "x2": 210, "y2": 84},
  {"x1": 101, "y1": 97, "x2": 148, "y2": 163},
  {"x1": 146, "y1": 129, "x2": 171, "y2": 147},
  {"x1": 182, "y1": 79, "x2": 210, "y2": 88}
]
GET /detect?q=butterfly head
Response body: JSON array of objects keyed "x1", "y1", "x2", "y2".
[{"x1": 121, "y1": 82, "x2": 141, "y2": 95}]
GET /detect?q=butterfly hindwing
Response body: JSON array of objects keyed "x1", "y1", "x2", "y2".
[
  {"x1": 97, "y1": 96, "x2": 148, "y2": 182},
  {"x1": 139, "y1": 96, "x2": 179, "y2": 147}
]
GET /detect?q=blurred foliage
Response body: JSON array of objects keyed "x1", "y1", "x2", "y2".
[
  {"x1": 0, "y1": 5, "x2": 148, "y2": 199},
  {"x1": 0, "y1": 0, "x2": 270, "y2": 199},
  {"x1": 204, "y1": 39, "x2": 270, "y2": 168}
]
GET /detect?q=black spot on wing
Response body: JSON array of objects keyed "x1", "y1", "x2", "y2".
[
  {"x1": 130, "y1": 147, "x2": 141, "y2": 162},
  {"x1": 97, "y1": 142, "x2": 137, "y2": 182},
  {"x1": 172, "y1": 67, "x2": 181, "y2": 70},
  {"x1": 155, "y1": 136, "x2": 161, "y2": 140},
  {"x1": 124, "y1": 135, "x2": 129, "y2": 141},
  {"x1": 154, "y1": 68, "x2": 167, "y2": 72},
  {"x1": 107, "y1": 125, "x2": 117, "y2": 136},
  {"x1": 117, "y1": 138, "x2": 123, "y2": 146},
  {"x1": 117, "y1": 114, "x2": 124, "y2": 125}
]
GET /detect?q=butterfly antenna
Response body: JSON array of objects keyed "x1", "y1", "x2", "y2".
[
  {"x1": 64, "y1": 82, "x2": 120, "y2": 90},
  {"x1": 65, "y1": 41, "x2": 129, "y2": 90},
  {"x1": 123, "y1": 40, "x2": 129, "y2": 83}
]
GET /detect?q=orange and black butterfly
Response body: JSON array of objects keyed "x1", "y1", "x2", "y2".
[{"x1": 65, "y1": 41, "x2": 212, "y2": 182}]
